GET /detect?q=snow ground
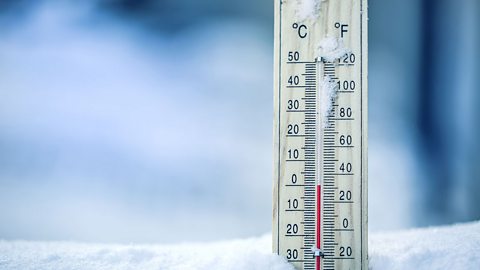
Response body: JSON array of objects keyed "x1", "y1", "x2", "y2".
[
  {"x1": 369, "y1": 220, "x2": 480, "y2": 270},
  {"x1": 1, "y1": 221, "x2": 478, "y2": 270},
  {"x1": 0, "y1": 235, "x2": 291, "y2": 270}
]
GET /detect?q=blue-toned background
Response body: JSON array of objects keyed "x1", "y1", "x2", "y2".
[{"x1": 0, "y1": 0, "x2": 478, "y2": 243}]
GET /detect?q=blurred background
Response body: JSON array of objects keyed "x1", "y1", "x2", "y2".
[{"x1": 0, "y1": 0, "x2": 478, "y2": 243}]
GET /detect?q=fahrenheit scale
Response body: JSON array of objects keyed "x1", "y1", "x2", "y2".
[{"x1": 273, "y1": 0, "x2": 368, "y2": 270}]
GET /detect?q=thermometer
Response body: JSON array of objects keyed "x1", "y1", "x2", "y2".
[{"x1": 273, "y1": 0, "x2": 368, "y2": 269}]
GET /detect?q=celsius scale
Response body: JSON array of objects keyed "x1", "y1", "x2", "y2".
[{"x1": 273, "y1": 0, "x2": 368, "y2": 269}]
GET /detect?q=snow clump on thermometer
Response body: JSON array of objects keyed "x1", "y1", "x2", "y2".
[
  {"x1": 317, "y1": 37, "x2": 350, "y2": 63},
  {"x1": 319, "y1": 75, "x2": 337, "y2": 129},
  {"x1": 295, "y1": 0, "x2": 325, "y2": 21},
  {"x1": 317, "y1": 37, "x2": 350, "y2": 129}
]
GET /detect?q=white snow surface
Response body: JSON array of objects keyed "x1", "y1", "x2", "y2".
[
  {"x1": 1, "y1": 221, "x2": 479, "y2": 270},
  {"x1": 370, "y1": 220, "x2": 480, "y2": 270},
  {"x1": 0, "y1": 235, "x2": 293, "y2": 270}
]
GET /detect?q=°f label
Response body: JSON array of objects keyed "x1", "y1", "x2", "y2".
[{"x1": 273, "y1": 0, "x2": 368, "y2": 270}]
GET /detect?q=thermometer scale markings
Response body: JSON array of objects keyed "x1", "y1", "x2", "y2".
[{"x1": 273, "y1": 0, "x2": 367, "y2": 270}]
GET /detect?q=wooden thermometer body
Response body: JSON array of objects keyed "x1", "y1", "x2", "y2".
[{"x1": 273, "y1": 0, "x2": 368, "y2": 269}]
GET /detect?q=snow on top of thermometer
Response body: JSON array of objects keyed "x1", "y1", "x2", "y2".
[
  {"x1": 317, "y1": 37, "x2": 350, "y2": 63},
  {"x1": 295, "y1": 0, "x2": 324, "y2": 21}
]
